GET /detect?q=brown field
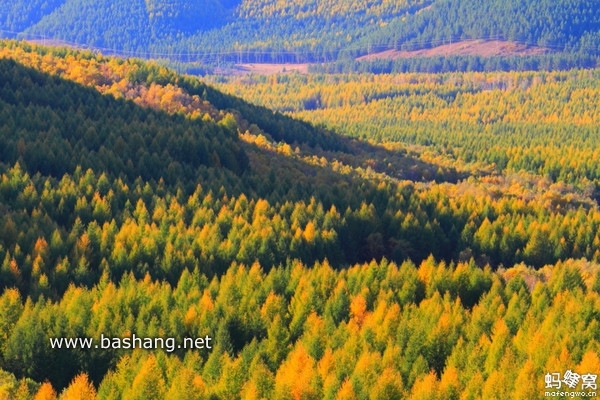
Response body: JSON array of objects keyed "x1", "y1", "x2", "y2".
[
  {"x1": 231, "y1": 63, "x2": 310, "y2": 75},
  {"x1": 357, "y1": 40, "x2": 550, "y2": 60},
  {"x1": 27, "y1": 39, "x2": 80, "y2": 49},
  {"x1": 228, "y1": 40, "x2": 550, "y2": 75}
]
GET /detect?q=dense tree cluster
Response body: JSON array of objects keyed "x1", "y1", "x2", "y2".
[
  {"x1": 0, "y1": 59, "x2": 247, "y2": 182},
  {"x1": 1, "y1": 40, "x2": 600, "y2": 285},
  {"x1": 29, "y1": 0, "x2": 152, "y2": 52},
  {"x1": 1, "y1": 258, "x2": 599, "y2": 398},
  {"x1": 2, "y1": 0, "x2": 428, "y2": 60},
  {"x1": 23, "y1": 0, "x2": 239, "y2": 52},
  {"x1": 0, "y1": 0, "x2": 63, "y2": 32},
  {"x1": 0, "y1": 40, "x2": 599, "y2": 398},
  {"x1": 213, "y1": 70, "x2": 600, "y2": 184},
  {"x1": 2, "y1": 0, "x2": 600, "y2": 69},
  {"x1": 313, "y1": 53, "x2": 600, "y2": 74},
  {"x1": 352, "y1": 0, "x2": 600, "y2": 55}
]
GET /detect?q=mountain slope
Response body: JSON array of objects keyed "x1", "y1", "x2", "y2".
[
  {"x1": 0, "y1": 0, "x2": 64, "y2": 32},
  {"x1": 0, "y1": 57, "x2": 248, "y2": 182},
  {"x1": 28, "y1": 0, "x2": 153, "y2": 51},
  {"x1": 3, "y1": 0, "x2": 599, "y2": 65},
  {"x1": 12, "y1": 0, "x2": 236, "y2": 50},
  {"x1": 0, "y1": 40, "x2": 599, "y2": 399},
  {"x1": 353, "y1": 0, "x2": 600, "y2": 54}
]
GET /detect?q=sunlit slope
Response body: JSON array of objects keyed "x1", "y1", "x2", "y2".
[{"x1": 0, "y1": 40, "x2": 599, "y2": 400}]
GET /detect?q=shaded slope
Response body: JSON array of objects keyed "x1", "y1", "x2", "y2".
[
  {"x1": 0, "y1": 0, "x2": 65, "y2": 33},
  {"x1": 0, "y1": 58, "x2": 248, "y2": 182},
  {"x1": 145, "y1": 0, "x2": 237, "y2": 35},
  {"x1": 26, "y1": 0, "x2": 153, "y2": 50}
]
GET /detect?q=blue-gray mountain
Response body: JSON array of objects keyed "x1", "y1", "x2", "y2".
[{"x1": 2, "y1": 0, "x2": 600, "y2": 65}]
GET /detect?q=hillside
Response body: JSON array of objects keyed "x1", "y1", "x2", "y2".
[
  {"x1": 350, "y1": 0, "x2": 600, "y2": 54},
  {"x1": 2, "y1": 0, "x2": 600, "y2": 70},
  {"x1": 356, "y1": 40, "x2": 550, "y2": 60},
  {"x1": 0, "y1": 41, "x2": 599, "y2": 398}
]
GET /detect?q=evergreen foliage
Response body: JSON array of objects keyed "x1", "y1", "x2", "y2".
[
  {"x1": 0, "y1": 40, "x2": 598, "y2": 398},
  {"x1": 1, "y1": 0, "x2": 600, "y2": 70}
]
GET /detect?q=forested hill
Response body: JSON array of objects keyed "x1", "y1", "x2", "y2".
[
  {"x1": 349, "y1": 0, "x2": 600, "y2": 55},
  {"x1": 1, "y1": 41, "x2": 600, "y2": 399},
  {"x1": 0, "y1": 57, "x2": 248, "y2": 181},
  {"x1": 2, "y1": 0, "x2": 600, "y2": 64}
]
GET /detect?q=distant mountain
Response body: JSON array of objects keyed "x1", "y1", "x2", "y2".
[
  {"x1": 0, "y1": 0, "x2": 64, "y2": 32},
  {"x1": 6, "y1": 0, "x2": 237, "y2": 52},
  {"x1": 350, "y1": 0, "x2": 600, "y2": 55},
  {"x1": 1, "y1": 0, "x2": 600, "y2": 64}
]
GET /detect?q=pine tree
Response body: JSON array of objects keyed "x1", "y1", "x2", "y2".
[
  {"x1": 34, "y1": 382, "x2": 58, "y2": 400},
  {"x1": 274, "y1": 344, "x2": 320, "y2": 400},
  {"x1": 124, "y1": 356, "x2": 166, "y2": 400},
  {"x1": 60, "y1": 374, "x2": 97, "y2": 400}
]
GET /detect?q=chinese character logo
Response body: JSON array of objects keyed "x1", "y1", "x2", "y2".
[
  {"x1": 562, "y1": 370, "x2": 580, "y2": 389},
  {"x1": 581, "y1": 373, "x2": 598, "y2": 390},
  {"x1": 545, "y1": 371, "x2": 597, "y2": 391},
  {"x1": 545, "y1": 373, "x2": 562, "y2": 390}
]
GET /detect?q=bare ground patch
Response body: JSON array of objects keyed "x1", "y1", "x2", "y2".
[
  {"x1": 357, "y1": 40, "x2": 550, "y2": 61},
  {"x1": 230, "y1": 63, "x2": 310, "y2": 75}
]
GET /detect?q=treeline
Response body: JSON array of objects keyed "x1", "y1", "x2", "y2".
[
  {"x1": 1, "y1": 258, "x2": 599, "y2": 398},
  {"x1": 312, "y1": 53, "x2": 600, "y2": 74}
]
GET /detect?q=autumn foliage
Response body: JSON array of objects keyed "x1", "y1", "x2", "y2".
[{"x1": 0, "y1": 40, "x2": 598, "y2": 399}]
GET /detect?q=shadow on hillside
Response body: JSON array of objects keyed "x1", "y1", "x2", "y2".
[
  {"x1": 0, "y1": 56, "x2": 474, "y2": 267},
  {"x1": 200, "y1": 81, "x2": 472, "y2": 186},
  {"x1": 238, "y1": 131, "x2": 470, "y2": 210}
]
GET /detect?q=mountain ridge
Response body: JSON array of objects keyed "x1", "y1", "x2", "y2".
[{"x1": 2, "y1": 0, "x2": 599, "y2": 68}]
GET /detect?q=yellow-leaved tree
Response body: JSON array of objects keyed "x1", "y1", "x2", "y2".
[
  {"x1": 59, "y1": 374, "x2": 97, "y2": 400},
  {"x1": 34, "y1": 382, "x2": 57, "y2": 400},
  {"x1": 124, "y1": 355, "x2": 166, "y2": 400},
  {"x1": 274, "y1": 344, "x2": 320, "y2": 400}
]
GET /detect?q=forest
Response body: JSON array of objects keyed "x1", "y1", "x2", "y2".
[
  {"x1": 0, "y1": 39, "x2": 599, "y2": 399},
  {"x1": 2, "y1": 0, "x2": 600, "y2": 70},
  {"x1": 349, "y1": 0, "x2": 600, "y2": 54},
  {"x1": 312, "y1": 53, "x2": 600, "y2": 74}
]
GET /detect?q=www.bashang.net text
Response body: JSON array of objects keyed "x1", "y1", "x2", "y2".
[{"x1": 49, "y1": 334, "x2": 212, "y2": 353}]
